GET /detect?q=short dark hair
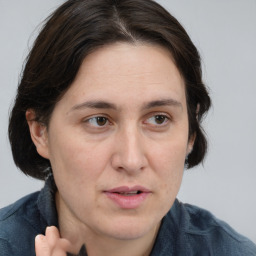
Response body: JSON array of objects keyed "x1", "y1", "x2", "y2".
[{"x1": 8, "y1": 0, "x2": 211, "y2": 180}]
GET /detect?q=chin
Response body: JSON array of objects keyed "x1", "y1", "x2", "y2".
[
  {"x1": 108, "y1": 230, "x2": 149, "y2": 241},
  {"x1": 102, "y1": 217, "x2": 160, "y2": 241}
]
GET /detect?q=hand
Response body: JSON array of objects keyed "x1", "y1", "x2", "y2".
[{"x1": 35, "y1": 226, "x2": 72, "y2": 256}]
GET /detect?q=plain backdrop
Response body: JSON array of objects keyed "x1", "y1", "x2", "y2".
[{"x1": 0, "y1": 0, "x2": 255, "y2": 243}]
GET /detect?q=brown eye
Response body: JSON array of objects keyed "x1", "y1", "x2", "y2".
[
  {"x1": 87, "y1": 116, "x2": 109, "y2": 127},
  {"x1": 154, "y1": 115, "x2": 166, "y2": 124},
  {"x1": 145, "y1": 114, "x2": 170, "y2": 126},
  {"x1": 96, "y1": 117, "x2": 107, "y2": 126}
]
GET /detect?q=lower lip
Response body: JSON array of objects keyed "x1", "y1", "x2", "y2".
[{"x1": 104, "y1": 192, "x2": 150, "y2": 209}]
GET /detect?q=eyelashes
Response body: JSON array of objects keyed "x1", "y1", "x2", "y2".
[
  {"x1": 86, "y1": 116, "x2": 109, "y2": 127},
  {"x1": 144, "y1": 114, "x2": 170, "y2": 126},
  {"x1": 82, "y1": 113, "x2": 172, "y2": 131},
  {"x1": 84, "y1": 114, "x2": 171, "y2": 128}
]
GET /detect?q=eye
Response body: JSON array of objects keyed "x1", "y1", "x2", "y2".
[
  {"x1": 86, "y1": 116, "x2": 109, "y2": 127},
  {"x1": 145, "y1": 114, "x2": 170, "y2": 126}
]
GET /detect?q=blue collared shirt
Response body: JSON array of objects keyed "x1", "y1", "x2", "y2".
[{"x1": 0, "y1": 175, "x2": 255, "y2": 255}]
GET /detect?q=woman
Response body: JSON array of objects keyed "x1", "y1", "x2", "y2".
[{"x1": 0, "y1": 0, "x2": 255, "y2": 255}]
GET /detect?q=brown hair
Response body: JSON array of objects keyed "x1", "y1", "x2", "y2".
[{"x1": 9, "y1": 0, "x2": 211, "y2": 180}]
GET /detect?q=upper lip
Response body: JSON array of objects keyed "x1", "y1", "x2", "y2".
[{"x1": 105, "y1": 186, "x2": 151, "y2": 193}]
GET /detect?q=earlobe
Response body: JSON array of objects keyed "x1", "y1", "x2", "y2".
[{"x1": 26, "y1": 110, "x2": 49, "y2": 159}]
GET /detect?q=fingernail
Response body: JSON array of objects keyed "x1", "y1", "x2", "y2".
[
  {"x1": 35, "y1": 234, "x2": 44, "y2": 242},
  {"x1": 46, "y1": 226, "x2": 53, "y2": 232}
]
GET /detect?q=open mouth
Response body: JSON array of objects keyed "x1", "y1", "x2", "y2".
[
  {"x1": 114, "y1": 191, "x2": 142, "y2": 196},
  {"x1": 104, "y1": 185, "x2": 151, "y2": 208},
  {"x1": 105, "y1": 189, "x2": 150, "y2": 209}
]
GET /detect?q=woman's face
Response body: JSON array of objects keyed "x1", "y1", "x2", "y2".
[{"x1": 38, "y1": 43, "x2": 193, "y2": 241}]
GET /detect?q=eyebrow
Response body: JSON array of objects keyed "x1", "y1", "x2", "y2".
[
  {"x1": 70, "y1": 98, "x2": 182, "y2": 112},
  {"x1": 70, "y1": 101, "x2": 117, "y2": 112},
  {"x1": 142, "y1": 99, "x2": 183, "y2": 110}
]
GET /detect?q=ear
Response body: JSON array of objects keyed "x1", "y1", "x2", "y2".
[
  {"x1": 26, "y1": 109, "x2": 49, "y2": 159},
  {"x1": 196, "y1": 103, "x2": 200, "y2": 120},
  {"x1": 186, "y1": 104, "x2": 200, "y2": 155},
  {"x1": 186, "y1": 132, "x2": 196, "y2": 156}
]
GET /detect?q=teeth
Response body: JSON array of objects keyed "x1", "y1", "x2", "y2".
[{"x1": 119, "y1": 191, "x2": 139, "y2": 195}]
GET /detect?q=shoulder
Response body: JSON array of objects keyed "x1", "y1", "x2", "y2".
[
  {"x1": 172, "y1": 201, "x2": 256, "y2": 255},
  {"x1": 0, "y1": 192, "x2": 42, "y2": 255},
  {"x1": 0, "y1": 191, "x2": 40, "y2": 230}
]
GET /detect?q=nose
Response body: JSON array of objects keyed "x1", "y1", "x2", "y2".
[{"x1": 111, "y1": 126, "x2": 148, "y2": 174}]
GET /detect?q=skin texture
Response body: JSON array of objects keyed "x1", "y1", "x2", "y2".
[
  {"x1": 29, "y1": 43, "x2": 194, "y2": 256},
  {"x1": 35, "y1": 227, "x2": 85, "y2": 256},
  {"x1": 35, "y1": 227, "x2": 71, "y2": 256}
]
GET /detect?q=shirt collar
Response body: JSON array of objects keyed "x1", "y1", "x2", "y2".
[
  {"x1": 150, "y1": 199, "x2": 182, "y2": 256},
  {"x1": 37, "y1": 174, "x2": 59, "y2": 228}
]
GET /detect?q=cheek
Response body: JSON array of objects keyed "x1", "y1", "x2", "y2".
[
  {"x1": 49, "y1": 137, "x2": 113, "y2": 211},
  {"x1": 149, "y1": 139, "x2": 187, "y2": 195},
  {"x1": 48, "y1": 132, "x2": 112, "y2": 183},
  {"x1": 150, "y1": 138, "x2": 187, "y2": 171}
]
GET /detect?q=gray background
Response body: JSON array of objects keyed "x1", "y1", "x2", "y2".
[{"x1": 0, "y1": 0, "x2": 255, "y2": 243}]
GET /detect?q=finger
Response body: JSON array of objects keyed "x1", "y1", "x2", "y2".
[
  {"x1": 46, "y1": 226, "x2": 73, "y2": 255},
  {"x1": 50, "y1": 238, "x2": 73, "y2": 256},
  {"x1": 35, "y1": 234, "x2": 72, "y2": 256},
  {"x1": 56, "y1": 238, "x2": 73, "y2": 253},
  {"x1": 45, "y1": 226, "x2": 60, "y2": 250},
  {"x1": 35, "y1": 235, "x2": 51, "y2": 256}
]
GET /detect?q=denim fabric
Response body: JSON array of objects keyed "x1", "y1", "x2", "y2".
[{"x1": 0, "y1": 175, "x2": 256, "y2": 256}]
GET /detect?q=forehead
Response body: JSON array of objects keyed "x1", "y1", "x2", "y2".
[{"x1": 59, "y1": 42, "x2": 186, "y2": 108}]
